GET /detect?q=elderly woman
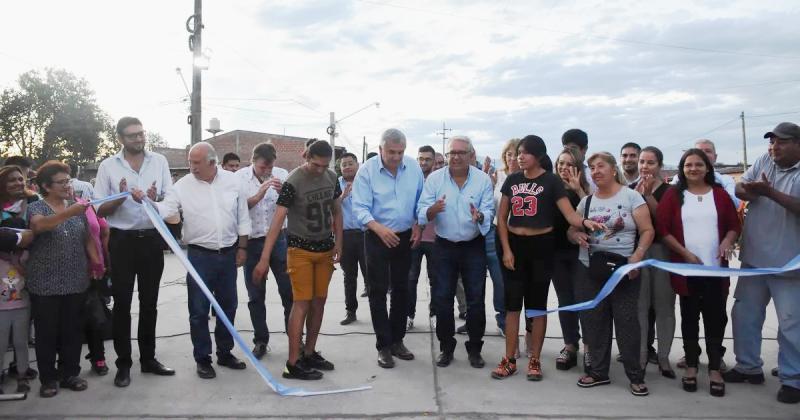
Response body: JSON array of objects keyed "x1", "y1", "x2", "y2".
[
  {"x1": 569, "y1": 152, "x2": 654, "y2": 396},
  {"x1": 657, "y1": 149, "x2": 740, "y2": 397},
  {"x1": 26, "y1": 161, "x2": 101, "y2": 397}
]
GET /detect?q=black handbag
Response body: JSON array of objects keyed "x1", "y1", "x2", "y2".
[{"x1": 583, "y1": 195, "x2": 629, "y2": 282}]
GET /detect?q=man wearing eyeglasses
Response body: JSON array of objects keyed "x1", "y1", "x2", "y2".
[
  {"x1": 417, "y1": 136, "x2": 494, "y2": 368},
  {"x1": 94, "y1": 117, "x2": 175, "y2": 387}
]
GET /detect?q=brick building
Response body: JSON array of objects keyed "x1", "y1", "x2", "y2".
[{"x1": 204, "y1": 130, "x2": 310, "y2": 170}]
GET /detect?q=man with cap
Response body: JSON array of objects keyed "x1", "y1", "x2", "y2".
[{"x1": 724, "y1": 122, "x2": 800, "y2": 404}]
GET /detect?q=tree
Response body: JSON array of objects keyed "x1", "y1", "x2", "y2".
[
  {"x1": 146, "y1": 131, "x2": 169, "y2": 151},
  {"x1": 0, "y1": 68, "x2": 108, "y2": 165}
]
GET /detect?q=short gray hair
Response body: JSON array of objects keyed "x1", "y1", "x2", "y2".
[
  {"x1": 448, "y1": 135, "x2": 475, "y2": 154},
  {"x1": 694, "y1": 138, "x2": 716, "y2": 153},
  {"x1": 190, "y1": 142, "x2": 219, "y2": 164},
  {"x1": 380, "y1": 128, "x2": 406, "y2": 147}
]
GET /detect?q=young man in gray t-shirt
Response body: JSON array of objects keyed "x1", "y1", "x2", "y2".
[{"x1": 253, "y1": 140, "x2": 343, "y2": 380}]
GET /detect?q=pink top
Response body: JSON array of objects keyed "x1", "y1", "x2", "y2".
[{"x1": 78, "y1": 198, "x2": 107, "y2": 276}]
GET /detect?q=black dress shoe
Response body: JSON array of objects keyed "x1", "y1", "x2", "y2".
[
  {"x1": 114, "y1": 368, "x2": 131, "y2": 388},
  {"x1": 456, "y1": 324, "x2": 467, "y2": 334},
  {"x1": 340, "y1": 311, "x2": 357, "y2": 325},
  {"x1": 196, "y1": 363, "x2": 216, "y2": 379},
  {"x1": 141, "y1": 359, "x2": 176, "y2": 376},
  {"x1": 377, "y1": 348, "x2": 395, "y2": 368},
  {"x1": 360, "y1": 290, "x2": 368, "y2": 297},
  {"x1": 437, "y1": 352, "x2": 454, "y2": 367},
  {"x1": 722, "y1": 369, "x2": 764, "y2": 384},
  {"x1": 217, "y1": 355, "x2": 247, "y2": 370},
  {"x1": 468, "y1": 352, "x2": 485, "y2": 368},
  {"x1": 660, "y1": 368, "x2": 676, "y2": 379},
  {"x1": 777, "y1": 385, "x2": 800, "y2": 404},
  {"x1": 391, "y1": 342, "x2": 415, "y2": 361}
]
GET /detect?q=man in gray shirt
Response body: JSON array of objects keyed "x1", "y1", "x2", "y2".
[{"x1": 724, "y1": 122, "x2": 800, "y2": 404}]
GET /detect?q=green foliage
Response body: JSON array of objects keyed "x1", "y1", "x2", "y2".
[{"x1": 0, "y1": 68, "x2": 110, "y2": 165}]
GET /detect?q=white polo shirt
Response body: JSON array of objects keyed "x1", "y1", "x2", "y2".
[{"x1": 235, "y1": 165, "x2": 289, "y2": 239}]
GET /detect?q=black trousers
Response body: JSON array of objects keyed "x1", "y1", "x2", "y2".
[
  {"x1": 30, "y1": 292, "x2": 86, "y2": 384},
  {"x1": 341, "y1": 230, "x2": 367, "y2": 313},
  {"x1": 109, "y1": 230, "x2": 165, "y2": 369},
  {"x1": 680, "y1": 277, "x2": 728, "y2": 371},
  {"x1": 365, "y1": 229, "x2": 411, "y2": 350}
]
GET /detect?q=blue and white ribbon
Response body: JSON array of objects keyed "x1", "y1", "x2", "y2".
[
  {"x1": 526, "y1": 255, "x2": 800, "y2": 318},
  {"x1": 88, "y1": 191, "x2": 132, "y2": 206},
  {"x1": 122, "y1": 196, "x2": 370, "y2": 396}
]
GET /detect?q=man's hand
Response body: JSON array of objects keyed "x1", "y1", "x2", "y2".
[
  {"x1": 252, "y1": 259, "x2": 269, "y2": 284},
  {"x1": 372, "y1": 223, "x2": 401, "y2": 248},
  {"x1": 119, "y1": 177, "x2": 128, "y2": 192},
  {"x1": 235, "y1": 248, "x2": 246, "y2": 267},
  {"x1": 341, "y1": 182, "x2": 353, "y2": 200},
  {"x1": 741, "y1": 173, "x2": 772, "y2": 198},
  {"x1": 482, "y1": 156, "x2": 492, "y2": 173},
  {"x1": 130, "y1": 188, "x2": 146, "y2": 204},
  {"x1": 268, "y1": 177, "x2": 283, "y2": 194},
  {"x1": 333, "y1": 242, "x2": 343, "y2": 264},
  {"x1": 146, "y1": 181, "x2": 158, "y2": 201},
  {"x1": 428, "y1": 194, "x2": 446, "y2": 219},
  {"x1": 410, "y1": 223, "x2": 421, "y2": 249},
  {"x1": 469, "y1": 203, "x2": 483, "y2": 224}
]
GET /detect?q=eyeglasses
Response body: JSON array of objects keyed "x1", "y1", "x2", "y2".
[
  {"x1": 122, "y1": 131, "x2": 146, "y2": 140},
  {"x1": 445, "y1": 151, "x2": 469, "y2": 158},
  {"x1": 51, "y1": 178, "x2": 72, "y2": 186}
]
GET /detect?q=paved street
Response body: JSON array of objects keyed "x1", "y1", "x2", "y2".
[{"x1": 1, "y1": 253, "x2": 795, "y2": 419}]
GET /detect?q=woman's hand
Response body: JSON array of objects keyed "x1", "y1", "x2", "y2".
[
  {"x1": 717, "y1": 239, "x2": 736, "y2": 261},
  {"x1": 627, "y1": 252, "x2": 644, "y2": 279},
  {"x1": 565, "y1": 166, "x2": 582, "y2": 192},
  {"x1": 502, "y1": 249, "x2": 515, "y2": 271},
  {"x1": 682, "y1": 251, "x2": 703, "y2": 265}
]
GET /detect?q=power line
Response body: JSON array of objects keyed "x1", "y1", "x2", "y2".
[{"x1": 357, "y1": 0, "x2": 800, "y2": 61}]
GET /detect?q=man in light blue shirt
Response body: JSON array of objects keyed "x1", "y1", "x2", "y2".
[
  {"x1": 417, "y1": 136, "x2": 494, "y2": 368},
  {"x1": 352, "y1": 128, "x2": 423, "y2": 368},
  {"x1": 337, "y1": 153, "x2": 367, "y2": 326}
]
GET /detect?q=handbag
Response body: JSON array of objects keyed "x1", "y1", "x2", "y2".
[
  {"x1": 583, "y1": 195, "x2": 629, "y2": 282},
  {"x1": 85, "y1": 281, "x2": 113, "y2": 340}
]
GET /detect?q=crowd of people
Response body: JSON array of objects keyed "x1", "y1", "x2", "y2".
[{"x1": 0, "y1": 117, "x2": 798, "y2": 405}]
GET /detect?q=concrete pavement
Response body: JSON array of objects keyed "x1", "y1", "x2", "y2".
[{"x1": 1, "y1": 252, "x2": 796, "y2": 419}]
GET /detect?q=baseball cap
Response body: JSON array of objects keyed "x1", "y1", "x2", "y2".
[{"x1": 763, "y1": 122, "x2": 800, "y2": 140}]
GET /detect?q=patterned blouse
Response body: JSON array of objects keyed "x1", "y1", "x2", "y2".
[{"x1": 25, "y1": 200, "x2": 90, "y2": 296}]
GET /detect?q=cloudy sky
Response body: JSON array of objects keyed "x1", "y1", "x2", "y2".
[{"x1": 1, "y1": 0, "x2": 798, "y2": 166}]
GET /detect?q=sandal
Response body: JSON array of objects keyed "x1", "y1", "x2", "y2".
[
  {"x1": 710, "y1": 381, "x2": 725, "y2": 397},
  {"x1": 527, "y1": 357, "x2": 543, "y2": 381},
  {"x1": 630, "y1": 383, "x2": 649, "y2": 396},
  {"x1": 39, "y1": 381, "x2": 58, "y2": 398},
  {"x1": 682, "y1": 376, "x2": 698, "y2": 392},
  {"x1": 577, "y1": 374, "x2": 610, "y2": 388},
  {"x1": 556, "y1": 347, "x2": 577, "y2": 371},
  {"x1": 491, "y1": 357, "x2": 517, "y2": 379}
]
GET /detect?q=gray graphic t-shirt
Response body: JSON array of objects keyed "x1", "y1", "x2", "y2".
[
  {"x1": 576, "y1": 186, "x2": 646, "y2": 267},
  {"x1": 277, "y1": 167, "x2": 341, "y2": 252}
]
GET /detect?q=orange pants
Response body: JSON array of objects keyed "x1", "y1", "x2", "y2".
[{"x1": 286, "y1": 247, "x2": 335, "y2": 301}]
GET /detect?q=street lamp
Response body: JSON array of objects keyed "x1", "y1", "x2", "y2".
[{"x1": 327, "y1": 102, "x2": 380, "y2": 169}]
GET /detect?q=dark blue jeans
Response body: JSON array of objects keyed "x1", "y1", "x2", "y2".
[
  {"x1": 187, "y1": 247, "x2": 238, "y2": 364},
  {"x1": 408, "y1": 241, "x2": 436, "y2": 319},
  {"x1": 243, "y1": 232, "x2": 293, "y2": 345},
  {"x1": 485, "y1": 226, "x2": 505, "y2": 329},
  {"x1": 433, "y1": 235, "x2": 486, "y2": 354}
]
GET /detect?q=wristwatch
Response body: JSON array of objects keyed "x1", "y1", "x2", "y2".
[{"x1": 476, "y1": 212, "x2": 485, "y2": 224}]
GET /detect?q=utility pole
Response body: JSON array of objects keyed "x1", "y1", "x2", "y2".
[
  {"x1": 187, "y1": 0, "x2": 203, "y2": 145},
  {"x1": 740, "y1": 111, "x2": 748, "y2": 172},
  {"x1": 362, "y1": 136, "x2": 367, "y2": 162},
  {"x1": 437, "y1": 121, "x2": 452, "y2": 154},
  {"x1": 327, "y1": 112, "x2": 336, "y2": 169}
]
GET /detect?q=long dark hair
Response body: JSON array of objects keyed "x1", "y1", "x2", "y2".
[
  {"x1": 517, "y1": 135, "x2": 553, "y2": 172},
  {"x1": 676, "y1": 148, "x2": 719, "y2": 206}
]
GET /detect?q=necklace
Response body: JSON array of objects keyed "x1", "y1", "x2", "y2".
[{"x1": 697, "y1": 195, "x2": 703, "y2": 202}]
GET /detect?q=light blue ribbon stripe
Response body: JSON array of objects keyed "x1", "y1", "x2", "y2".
[
  {"x1": 526, "y1": 256, "x2": 800, "y2": 318},
  {"x1": 88, "y1": 191, "x2": 131, "y2": 206},
  {"x1": 138, "y1": 200, "x2": 370, "y2": 396}
]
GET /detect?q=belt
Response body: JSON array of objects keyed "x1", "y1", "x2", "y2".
[
  {"x1": 343, "y1": 229, "x2": 363, "y2": 233},
  {"x1": 188, "y1": 244, "x2": 237, "y2": 254},
  {"x1": 110, "y1": 228, "x2": 159, "y2": 238},
  {"x1": 248, "y1": 236, "x2": 266, "y2": 242},
  {"x1": 435, "y1": 234, "x2": 482, "y2": 245}
]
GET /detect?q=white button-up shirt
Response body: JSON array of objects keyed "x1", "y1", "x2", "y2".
[
  {"x1": 235, "y1": 165, "x2": 288, "y2": 238},
  {"x1": 94, "y1": 151, "x2": 172, "y2": 230},
  {"x1": 155, "y1": 168, "x2": 251, "y2": 250}
]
